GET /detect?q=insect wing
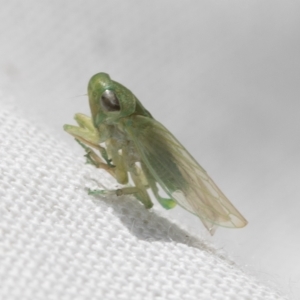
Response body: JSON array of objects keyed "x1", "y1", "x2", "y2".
[{"x1": 124, "y1": 115, "x2": 247, "y2": 234}]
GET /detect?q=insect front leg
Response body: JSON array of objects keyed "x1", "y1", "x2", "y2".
[
  {"x1": 75, "y1": 139, "x2": 116, "y2": 178},
  {"x1": 64, "y1": 113, "x2": 115, "y2": 170}
]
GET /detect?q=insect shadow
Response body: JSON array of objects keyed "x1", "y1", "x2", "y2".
[{"x1": 90, "y1": 192, "x2": 229, "y2": 260}]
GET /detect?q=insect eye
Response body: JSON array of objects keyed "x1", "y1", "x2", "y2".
[{"x1": 100, "y1": 90, "x2": 120, "y2": 111}]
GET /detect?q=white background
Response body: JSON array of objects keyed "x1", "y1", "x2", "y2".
[{"x1": 0, "y1": 1, "x2": 299, "y2": 298}]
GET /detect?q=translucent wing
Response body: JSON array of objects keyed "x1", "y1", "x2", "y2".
[{"x1": 124, "y1": 115, "x2": 247, "y2": 235}]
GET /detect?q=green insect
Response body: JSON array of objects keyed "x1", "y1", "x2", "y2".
[{"x1": 64, "y1": 73, "x2": 247, "y2": 235}]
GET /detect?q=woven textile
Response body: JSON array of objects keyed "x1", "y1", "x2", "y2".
[{"x1": 0, "y1": 101, "x2": 286, "y2": 300}]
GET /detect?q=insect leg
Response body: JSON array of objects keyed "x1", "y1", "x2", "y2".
[
  {"x1": 87, "y1": 164, "x2": 153, "y2": 209},
  {"x1": 75, "y1": 139, "x2": 116, "y2": 178},
  {"x1": 64, "y1": 114, "x2": 113, "y2": 166},
  {"x1": 106, "y1": 139, "x2": 128, "y2": 185},
  {"x1": 127, "y1": 163, "x2": 153, "y2": 209},
  {"x1": 88, "y1": 186, "x2": 143, "y2": 197},
  {"x1": 118, "y1": 142, "x2": 153, "y2": 208},
  {"x1": 141, "y1": 162, "x2": 177, "y2": 210}
]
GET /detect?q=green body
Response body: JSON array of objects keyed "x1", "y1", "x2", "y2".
[{"x1": 64, "y1": 73, "x2": 247, "y2": 235}]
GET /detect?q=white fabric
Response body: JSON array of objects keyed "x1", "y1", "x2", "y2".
[
  {"x1": 1, "y1": 1, "x2": 299, "y2": 298},
  {"x1": 0, "y1": 101, "x2": 286, "y2": 299}
]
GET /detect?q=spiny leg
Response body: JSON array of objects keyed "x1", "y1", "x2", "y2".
[
  {"x1": 88, "y1": 186, "x2": 142, "y2": 197},
  {"x1": 89, "y1": 162, "x2": 153, "y2": 209}
]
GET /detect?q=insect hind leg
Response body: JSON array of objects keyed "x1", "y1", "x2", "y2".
[{"x1": 88, "y1": 186, "x2": 153, "y2": 209}]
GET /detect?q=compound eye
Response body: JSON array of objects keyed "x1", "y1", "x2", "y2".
[{"x1": 100, "y1": 90, "x2": 120, "y2": 111}]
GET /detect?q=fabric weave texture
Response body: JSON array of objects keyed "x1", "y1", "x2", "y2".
[{"x1": 0, "y1": 101, "x2": 286, "y2": 300}]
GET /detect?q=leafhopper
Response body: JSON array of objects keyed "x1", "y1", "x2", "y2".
[{"x1": 64, "y1": 73, "x2": 247, "y2": 235}]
